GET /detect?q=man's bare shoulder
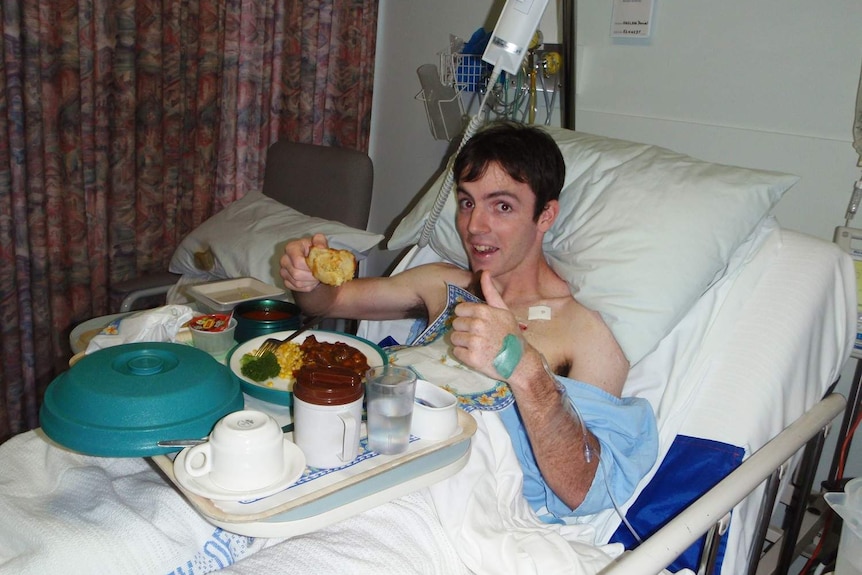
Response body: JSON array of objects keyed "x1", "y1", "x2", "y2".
[
  {"x1": 568, "y1": 300, "x2": 629, "y2": 396},
  {"x1": 534, "y1": 296, "x2": 628, "y2": 396}
]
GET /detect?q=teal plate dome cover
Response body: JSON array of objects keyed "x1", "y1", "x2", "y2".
[{"x1": 40, "y1": 342, "x2": 243, "y2": 457}]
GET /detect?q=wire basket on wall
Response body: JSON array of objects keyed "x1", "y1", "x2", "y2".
[
  {"x1": 437, "y1": 44, "x2": 564, "y2": 125},
  {"x1": 440, "y1": 52, "x2": 496, "y2": 93},
  {"x1": 416, "y1": 62, "x2": 466, "y2": 141},
  {"x1": 419, "y1": 44, "x2": 564, "y2": 139}
]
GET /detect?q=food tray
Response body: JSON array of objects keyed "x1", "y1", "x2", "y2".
[
  {"x1": 188, "y1": 277, "x2": 284, "y2": 312},
  {"x1": 152, "y1": 409, "x2": 476, "y2": 537}
]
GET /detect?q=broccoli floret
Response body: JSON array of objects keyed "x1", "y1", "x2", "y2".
[{"x1": 239, "y1": 351, "x2": 280, "y2": 382}]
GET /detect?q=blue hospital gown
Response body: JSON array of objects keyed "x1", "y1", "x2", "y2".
[{"x1": 394, "y1": 284, "x2": 658, "y2": 520}]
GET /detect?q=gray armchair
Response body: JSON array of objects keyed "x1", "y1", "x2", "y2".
[{"x1": 110, "y1": 141, "x2": 374, "y2": 312}]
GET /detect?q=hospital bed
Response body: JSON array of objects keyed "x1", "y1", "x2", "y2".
[{"x1": 0, "y1": 127, "x2": 855, "y2": 575}]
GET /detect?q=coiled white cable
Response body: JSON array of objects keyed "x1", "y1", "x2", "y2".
[{"x1": 418, "y1": 64, "x2": 504, "y2": 247}]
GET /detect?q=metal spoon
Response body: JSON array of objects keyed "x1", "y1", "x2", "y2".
[
  {"x1": 157, "y1": 423, "x2": 295, "y2": 448},
  {"x1": 415, "y1": 397, "x2": 437, "y2": 408},
  {"x1": 157, "y1": 438, "x2": 207, "y2": 448}
]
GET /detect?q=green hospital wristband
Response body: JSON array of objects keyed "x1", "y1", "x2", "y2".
[{"x1": 493, "y1": 334, "x2": 523, "y2": 379}]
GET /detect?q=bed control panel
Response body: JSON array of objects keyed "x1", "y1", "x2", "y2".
[{"x1": 834, "y1": 226, "x2": 862, "y2": 353}]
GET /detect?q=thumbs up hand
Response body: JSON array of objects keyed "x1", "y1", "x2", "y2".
[
  {"x1": 479, "y1": 269, "x2": 508, "y2": 311},
  {"x1": 450, "y1": 271, "x2": 523, "y2": 379}
]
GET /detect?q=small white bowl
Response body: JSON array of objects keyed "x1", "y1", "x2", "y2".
[{"x1": 411, "y1": 379, "x2": 459, "y2": 440}]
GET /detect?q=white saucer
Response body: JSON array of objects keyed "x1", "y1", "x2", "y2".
[{"x1": 173, "y1": 439, "x2": 306, "y2": 501}]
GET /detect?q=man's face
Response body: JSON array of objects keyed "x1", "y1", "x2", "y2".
[{"x1": 455, "y1": 161, "x2": 550, "y2": 279}]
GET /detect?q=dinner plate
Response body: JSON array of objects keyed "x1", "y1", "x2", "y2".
[
  {"x1": 173, "y1": 438, "x2": 306, "y2": 501},
  {"x1": 226, "y1": 330, "x2": 387, "y2": 405}
]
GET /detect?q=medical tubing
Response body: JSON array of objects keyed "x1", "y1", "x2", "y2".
[
  {"x1": 543, "y1": 74, "x2": 558, "y2": 126},
  {"x1": 540, "y1": 354, "x2": 591, "y2": 464},
  {"x1": 598, "y1": 447, "x2": 644, "y2": 544},
  {"x1": 545, "y1": 87, "x2": 558, "y2": 126},
  {"x1": 541, "y1": 354, "x2": 642, "y2": 541},
  {"x1": 418, "y1": 64, "x2": 504, "y2": 248},
  {"x1": 538, "y1": 72, "x2": 552, "y2": 124}
]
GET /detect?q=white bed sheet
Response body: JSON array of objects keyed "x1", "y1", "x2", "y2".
[
  {"x1": 0, "y1": 407, "x2": 623, "y2": 575},
  {"x1": 586, "y1": 224, "x2": 854, "y2": 573},
  {"x1": 671, "y1": 228, "x2": 854, "y2": 574}
]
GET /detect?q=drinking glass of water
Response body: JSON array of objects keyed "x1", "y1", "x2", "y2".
[{"x1": 365, "y1": 365, "x2": 417, "y2": 455}]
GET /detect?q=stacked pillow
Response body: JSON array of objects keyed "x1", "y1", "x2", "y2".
[
  {"x1": 388, "y1": 127, "x2": 798, "y2": 364},
  {"x1": 169, "y1": 192, "x2": 383, "y2": 288}
]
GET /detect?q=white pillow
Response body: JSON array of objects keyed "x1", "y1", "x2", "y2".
[
  {"x1": 169, "y1": 192, "x2": 384, "y2": 287},
  {"x1": 388, "y1": 127, "x2": 798, "y2": 364}
]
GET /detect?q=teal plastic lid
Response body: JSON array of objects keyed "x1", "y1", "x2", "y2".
[{"x1": 40, "y1": 342, "x2": 243, "y2": 457}]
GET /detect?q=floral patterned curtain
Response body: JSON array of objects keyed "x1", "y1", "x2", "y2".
[{"x1": 0, "y1": 0, "x2": 378, "y2": 442}]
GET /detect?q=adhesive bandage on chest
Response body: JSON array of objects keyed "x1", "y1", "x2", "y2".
[{"x1": 527, "y1": 305, "x2": 551, "y2": 321}]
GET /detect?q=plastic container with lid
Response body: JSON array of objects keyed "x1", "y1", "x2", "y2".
[
  {"x1": 292, "y1": 366, "x2": 364, "y2": 468},
  {"x1": 40, "y1": 342, "x2": 243, "y2": 457},
  {"x1": 189, "y1": 314, "x2": 237, "y2": 355},
  {"x1": 292, "y1": 365, "x2": 364, "y2": 405}
]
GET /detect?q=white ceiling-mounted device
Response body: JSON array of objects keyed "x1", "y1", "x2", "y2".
[{"x1": 482, "y1": 0, "x2": 551, "y2": 74}]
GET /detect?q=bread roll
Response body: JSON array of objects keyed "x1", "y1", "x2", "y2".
[{"x1": 306, "y1": 246, "x2": 356, "y2": 286}]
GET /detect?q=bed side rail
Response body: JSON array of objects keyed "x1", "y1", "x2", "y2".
[{"x1": 598, "y1": 393, "x2": 846, "y2": 575}]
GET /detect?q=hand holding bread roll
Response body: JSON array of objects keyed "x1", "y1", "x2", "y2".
[{"x1": 306, "y1": 246, "x2": 356, "y2": 286}]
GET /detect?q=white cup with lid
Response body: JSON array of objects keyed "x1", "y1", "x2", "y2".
[{"x1": 292, "y1": 366, "x2": 364, "y2": 469}]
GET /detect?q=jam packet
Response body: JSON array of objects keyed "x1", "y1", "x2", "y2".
[{"x1": 189, "y1": 314, "x2": 232, "y2": 333}]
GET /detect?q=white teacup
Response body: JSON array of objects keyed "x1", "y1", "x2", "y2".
[
  {"x1": 183, "y1": 410, "x2": 285, "y2": 491},
  {"x1": 292, "y1": 366, "x2": 364, "y2": 469},
  {"x1": 411, "y1": 379, "x2": 459, "y2": 440}
]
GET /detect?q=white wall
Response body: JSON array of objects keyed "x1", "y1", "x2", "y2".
[
  {"x1": 367, "y1": 0, "x2": 560, "y2": 276},
  {"x1": 575, "y1": 0, "x2": 861, "y2": 245},
  {"x1": 367, "y1": 1, "x2": 488, "y2": 276},
  {"x1": 573, "y1": 0, "x2": 862, "y2": 481},
  {"x1": 369, "y1": 0, "x2": 862, "y2": 476}
]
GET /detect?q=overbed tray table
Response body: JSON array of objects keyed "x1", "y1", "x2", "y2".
[{"x1": 152, "y1": 409, "x2": 476, "y2": 538}]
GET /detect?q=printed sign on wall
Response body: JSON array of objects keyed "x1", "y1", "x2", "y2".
[{"x1": 611, "y1": 0, "x2": 654, "y2": 38}]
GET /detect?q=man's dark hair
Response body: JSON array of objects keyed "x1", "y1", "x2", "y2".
[{"x1": 453, "y1": 121, "x2": 566, "y2": 220}]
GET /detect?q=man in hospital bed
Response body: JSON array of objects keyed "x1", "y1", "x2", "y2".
[{"x1": 280, "y1": 122, "x2": 657, "y2": 520}]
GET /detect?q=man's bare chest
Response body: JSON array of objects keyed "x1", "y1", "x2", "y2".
[{"x1": 510, "y1": 303, "x2": 580, "y2": 376}]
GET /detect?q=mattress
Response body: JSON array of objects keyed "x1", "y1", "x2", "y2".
[{"x1": 675, "y1": 227, "x2": 854, "y2": 575}]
